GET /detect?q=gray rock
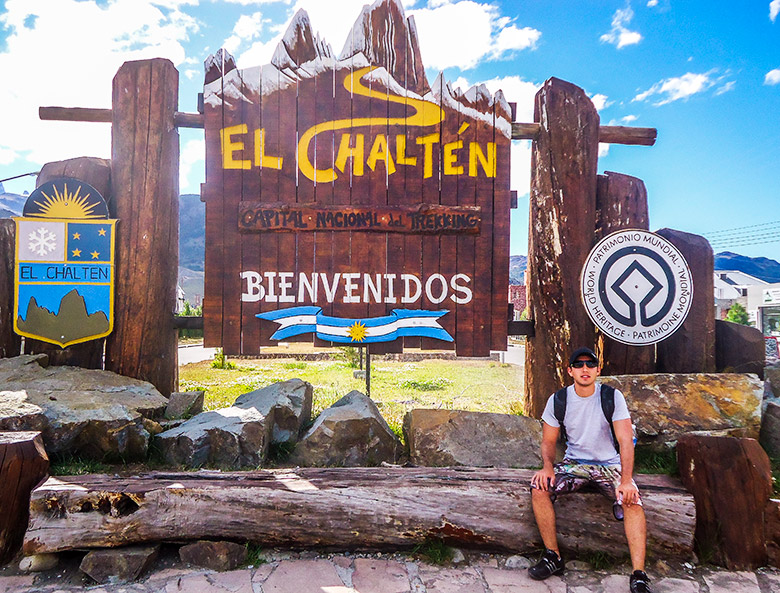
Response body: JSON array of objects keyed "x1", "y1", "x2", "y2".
[
  {"x1": 79, "y1": 544, "x2": 159, "y2": 584},
  {"x1": 760, "y1": 401, "x2": 780, "y2": 457},
  {"x1": 504, "y1": 555, "x2": 531, "y2": 569},
  {"x1": 451, "y1": 548, "x2": 466, "y2": 564},
  {"x1": 767, "y1": 367, "x2": 780, "y2": 400},
  {"x1": 291, "y1": 390, "x2": 400, "y2": 466},
  {"x1": 403, "y1": 409, "x2": 542, "y2": 468},
  {"x1": 565, "y1": 559, "x2": 592, "y2": 571},
  {"x1": 179, "y1": 540, "x2": 247, "y2": 571},
  {"x1": 165, "y1": 390, "x2": 205, "y2": 419},
  {"x1": 19, "y1": 553, "x2": 58, "y2": 572},
  {"x1": 715, "y1": 320, "x2": 765, "y2": 378},
  {"x1": 234, "y1": 379, "x2": 313, "y2": 444},
  {"x1": 154, "y1": 406, "x2": 271, "y2": 468},
  {"x1": 0, "y1": 355, "x2": 167, "y2": 461}
]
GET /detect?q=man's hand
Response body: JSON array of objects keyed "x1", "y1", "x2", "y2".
[
  {"x1": 616, "y1": 480, "x2": 639, "y2": 506},
  {"x1": 531, "y1": 466, "x2": 556, "y2": 491}
]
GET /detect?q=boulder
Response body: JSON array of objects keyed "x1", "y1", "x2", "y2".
[
  {"x1": 179, "y1": 540, "x2": 247, "y2": 571},
  {"x1": 0, "y1": 354, "x2": 167, "y2": 461},
  {"x1": 767, "y1": 499, "x2": 780, "y2": 568},
  {"x1": 154, "y1": 406, "x2": 272, "y2": 468},
  {"x1": 760, "y1": 401, "x2": 780, "y2": 457},
  {"x1": 19, "y1": 553, "x2": 58, "y2": 572},
  {"x1": 164, "y1": 390, "x2": 205, "y2": 419},
  {"x1": 234, "y1": 379, "x2": 313, "y2": 443},
  {"x1": 766, "y1": 366, "x2": 780, "y2": 399},
  {"x1": 291, "y1": 391, "x2": 400, "y2": 466},
  {"x1": 403, "y1": 409, "x2": 541, "y2": 468},
  {"x1": 601, "y1": 373, "x2": 763, "y2": 448},
  {"x1": 715, "y1": 320, "x2": 765, "y2": 378},
  {"x1": 79, "y1": 544, "x2": 159, "y2": 584}
]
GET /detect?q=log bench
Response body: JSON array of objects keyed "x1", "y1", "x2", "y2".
[{"x1": 24, "y1": 467, "x2": 695, "y2": 559}]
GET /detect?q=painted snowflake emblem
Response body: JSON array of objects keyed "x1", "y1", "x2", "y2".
[{"x1": 28, "y1": 227, "x2": 58, "y2": 256}]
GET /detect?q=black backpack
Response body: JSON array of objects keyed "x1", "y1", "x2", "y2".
[{"x1": 552, "y1": 384, "x2": 620, "y2": 453}]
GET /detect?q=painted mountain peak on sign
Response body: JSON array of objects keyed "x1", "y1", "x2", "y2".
[
  {"x1": 272, "y1": 8, "x2": 334, "y2": 73},
  {"x1": 339, "y1": 0, "x2": 429, "y2": 95},
  {"x1": 17, "y1": 289, "x2": 109, "y2": 347}
]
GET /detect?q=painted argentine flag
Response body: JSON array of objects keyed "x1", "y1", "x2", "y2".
[{"x1": 257, "y1": 307, "x2": 453, "y2": 344}]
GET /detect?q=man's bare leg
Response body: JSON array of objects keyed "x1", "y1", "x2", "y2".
[
  {"x1": 623, "y1": 504, "x2": 647, "y2": 571},
  {"x1": 531, "y1": 488, "x2": 560, "y2": 554}
]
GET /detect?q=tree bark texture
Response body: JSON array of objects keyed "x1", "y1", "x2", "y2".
[
  {"x1": 525, "y1": 78, "x2": 600, "y2": 417},
  {"x1": 24, "y1": 468, "x2": 694, "y2": 559},
  {"x1": 677, "y1": 435, "x2": 772, "y2": 569},
  {"x1": 24, "y1": 157, "x2": 113, "y2": 369},
  {"x1": 0, "y1": 432, "x2": 49, "y2": 563},
  {"x1": 655, "y1": 229, "x2": 715, "y2": 373},
  {"x1": 104, "y1": 59, "x2": 179, "y2": 396},
  {"x1": 594, "y1": 172, "x2": 655, "y2": 376},
  {"x1": 0, "y1": 220, "x2": 21, "y2": 359}
]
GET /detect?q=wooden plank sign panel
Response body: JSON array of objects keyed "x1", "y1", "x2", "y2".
[{"x1": 202, "y1": 0, "x2": 511, "y2": 356}]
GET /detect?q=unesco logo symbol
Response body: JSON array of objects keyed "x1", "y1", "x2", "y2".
[{"x1": 581, "y1": 230, "x2": 693, "y2": 346}]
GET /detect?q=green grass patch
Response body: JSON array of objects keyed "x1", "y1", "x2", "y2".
[
  {"x1": 282, "y1": 361, "x2": 307, "y2": 370},
  {"x1": 244, "y1": 543, "x2": 267, "y2": 566},
  {"x1": 49, "y1": 455, "x2": 113, "y2": 476},
  {"x1": 634, "y1": 447, "x2": 678, "y2": 476},
  {"x1": 411, "y1": 538, "x2": 454, "y2": 565}
]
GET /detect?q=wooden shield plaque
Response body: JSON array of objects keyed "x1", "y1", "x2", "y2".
[{"x1": 202, "y1": 0, "x2": 511, "y2": 356}]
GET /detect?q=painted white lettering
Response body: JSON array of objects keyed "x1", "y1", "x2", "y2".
[
  {"x1": 298, "y1": 273, "x2": 318, "y2": 302},
  {"x1": 320, "y1": 272, "x2": 341, "y2": 303},
  {"x1": 263, "y1": 272, "x2": 278, "y2": 302},
  {"x1": 278, "y1": 272, "x2": 295, "y2": 303},
  {"x1": 401, "y1": 274, "x2": 422, "y2": 303},
  {"x1": 383, "y1": 273, "x2": 397, "y2": 304},
  {"x1": 450, "y1": 273, "x2": 473, "y2": 304},
  {"x1": 364, "y1": 273, "x2": 382, "y2": 303},
  {"x1": 343, "y1": 273, "x2": 361, "y2": 303},
  {"x1": 241, "y1": 271, "x2": 264, "y2": 302},
  {"x1": 425, "y1": 273, "x2": 448, "y2": 304}
]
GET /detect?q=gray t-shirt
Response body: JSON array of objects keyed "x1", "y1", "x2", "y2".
[{"x1": 541, "y1": 383, "x2": 630, "y2": 466}]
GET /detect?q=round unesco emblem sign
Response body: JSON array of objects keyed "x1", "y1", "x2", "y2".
[{"x1": 581, "y1": 230, "x2": 693, "y2": 345}]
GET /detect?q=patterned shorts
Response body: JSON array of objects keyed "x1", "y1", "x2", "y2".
[{"x1": 532, "y1": 460, "x2": 642, "y2": 520}]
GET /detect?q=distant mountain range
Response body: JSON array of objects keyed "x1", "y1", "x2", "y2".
[{"x1": 714, "y1": 251, "x2": 780, "y2": 283}]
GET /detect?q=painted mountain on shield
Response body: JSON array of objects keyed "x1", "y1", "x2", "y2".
[{"x1": 17, "y1": 289, "x2": 109, "y2": 345}]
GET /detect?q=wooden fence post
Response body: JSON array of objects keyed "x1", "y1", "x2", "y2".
[
  {"x1": 104, "y1": 59, "x2": 179, "y2": 396},
  {"x1": 23, "y1": 157, "x2": 112, "y2": 368},
  {"x1": 594, "y1": 172, "x2": 655, "y2": 375},
  {"x1": 0, "y1": 220, "x2": 21, "y2": 358},
  {"x1": 525, "y1": 78, "x2": 599, "y2": 417},
  {"x1": 0, "y1": 432, "x2": 49, "y2": 564}
]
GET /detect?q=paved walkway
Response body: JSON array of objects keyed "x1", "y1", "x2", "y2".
[{"x1": 2, "y1": 552, "x2": 779, "y2": 593}]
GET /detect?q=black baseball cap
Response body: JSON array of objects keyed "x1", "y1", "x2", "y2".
[{"x1": 568, "y1": 347, "x2": 598, "y2": 366}]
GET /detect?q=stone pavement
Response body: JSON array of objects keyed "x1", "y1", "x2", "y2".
[{"x1": 2, "y1": 551, "x2": 779, "y2": 593}]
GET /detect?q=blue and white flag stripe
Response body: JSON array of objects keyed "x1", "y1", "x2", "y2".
[{"x1": 256, "y1": 306, "x2": 453, "y2": 344}]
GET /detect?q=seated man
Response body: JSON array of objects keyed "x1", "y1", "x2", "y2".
[{"x1": 529, "y1": 347, "x2": 652, "y2": 593}]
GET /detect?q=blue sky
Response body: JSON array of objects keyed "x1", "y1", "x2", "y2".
[{"x1": 0, "y1": 0, "x2": 777, "y2": 258}]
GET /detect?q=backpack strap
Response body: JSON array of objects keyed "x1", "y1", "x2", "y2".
[
  {"x1": 600, "y1": 384, "x2": 620, "y2": 453},
  {"x1": 553, "y1": 387, "x2": 568, "y2": 443}
]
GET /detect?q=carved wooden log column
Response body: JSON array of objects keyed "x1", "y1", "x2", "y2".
[
  {"x1": 525, "y1": 78, "x2": 600, "y2": 416},
  {"x1": 655, "y1": 229, "x2": 715, "y2": 373},
  {"x1": 105, "y1": 59, "x2": 179, "y2": 396},
  {"x1": 677, "y1": 435, "x2": 772, "y2": 569},
  {"x1": 594, "y1": 172, "x2": 655, "y2": 375},
  {"x1": 0, "y1": 432, "x2": 49, "y2": 563},
  {"x1": 0, "y1": 220, "x2": 21, "y2": 358},
  {"x1": 24, "y1": 157, "x2": 112, "y2": 368}
]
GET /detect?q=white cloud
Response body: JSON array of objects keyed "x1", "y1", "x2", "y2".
[
  {"x1": 0, "y1": 0, "x2": 197, "y2": 167},
  {"x1": 715, "y1": 80, "x2": 735, "y2": 95},
  {"x1": 633, "y1": 71, "x2": 717, "y2": 105},
  {"x1": 771, "y1": 0, "x2": 780, "y2": 22},
  {"x1": 410, "y1": 1, "x2": 540, "y2": 70},
  {"x1": 621, "y1": 114, "x2": 638, "y2": 123},
  {"x1": 179, "y1": 138, "x2": 205, "y2": 193},
  {"x1": 765, "y1": 69, "x2": 780, "y2": 85},
  {"x1": 598, "y1": 144, "x2": 610, "y2": 158},
  {"x1": 600, "y1": 6, "x2": 642, "y2": 49},
  {"x1": 589, "y1": 93, "x2": 612, "y2": 112},
  {"x1": 0, "y1": 147, "x2": 17, "y2": 166},
  {"x1": 647, "y1": 0, "x2": 658, "y2": 6},
  {"x1": 224, "y1": 12, "x2": 265, "y2": 54}
]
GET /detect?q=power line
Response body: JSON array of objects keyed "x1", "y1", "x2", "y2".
[
  {"x1": 705, "y1": 219, "x2": 780, "y2": 237},
  {"x1": 0, "y1": 171, "x2": 39, "y2": 184},
  {"x1": 710, "y1": 230, "x2": 780, "y2": 245}
]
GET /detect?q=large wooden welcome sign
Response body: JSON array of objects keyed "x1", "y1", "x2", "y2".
[{"x1": 203, "y1": 0, "x2": 510, "y2": 356}]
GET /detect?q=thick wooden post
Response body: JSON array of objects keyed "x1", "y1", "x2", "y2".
[
  {"x1": 0, "y1": 432, "x2": 49, "y2": 563},
  {"x1": 525, "y1": 78, "x2": 599, "y2": 417},
  {"x1": 677, "y1": 435, "x2": 772, "y2": 569},
  {"x1": 104, "y1": 59, "x2": 179, "y2": 396},
  {"x1": 655, "y1": 229, "x2": 715, "y2": 373},
  {"x1": 594, "y1": 172, "x2": 655, "y2": 375},
  {"x1": 23, "y1": 157, "x2": 112, "y2": 368},
  {"x1": 0, "y1": 220, "x2": 21, "y2": 358}
]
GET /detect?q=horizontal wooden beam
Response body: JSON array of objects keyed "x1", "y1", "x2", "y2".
[
  {"x1": 39, "y1": 107, "x2": 204, "y2": 129},
  {"x1": 507, "y1": 320, "x2": 534, "y2": 337},
  {"x1": 511, "y1": 122, "x2": 657, "y2": 146},
  {"x1": 173, "y1": 316, "x2": 204, "y2": 330}
]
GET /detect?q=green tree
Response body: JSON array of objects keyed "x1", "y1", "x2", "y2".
[{"x1": 725, "y1": 302, "x2": 750, "y2": 325}]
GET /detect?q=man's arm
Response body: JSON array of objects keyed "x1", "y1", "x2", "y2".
[
  {"x1": 531, "y1": 422, "x2": 560, "y2": 491},
  {"x1": 613, "y1": 418, "x2": 639, "y2": 505}
]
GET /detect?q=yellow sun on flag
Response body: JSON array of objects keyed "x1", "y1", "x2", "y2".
[
  {"x1": 29, "y1": 183, "x2": 101, "y2": 219},
  {"x1": 347, "y1": 321, "x2": 368, "y2": 342}
]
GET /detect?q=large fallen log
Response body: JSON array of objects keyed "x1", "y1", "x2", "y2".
[{"x1": 24, "y1": 467, "x2": 694, "y2": 559}]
